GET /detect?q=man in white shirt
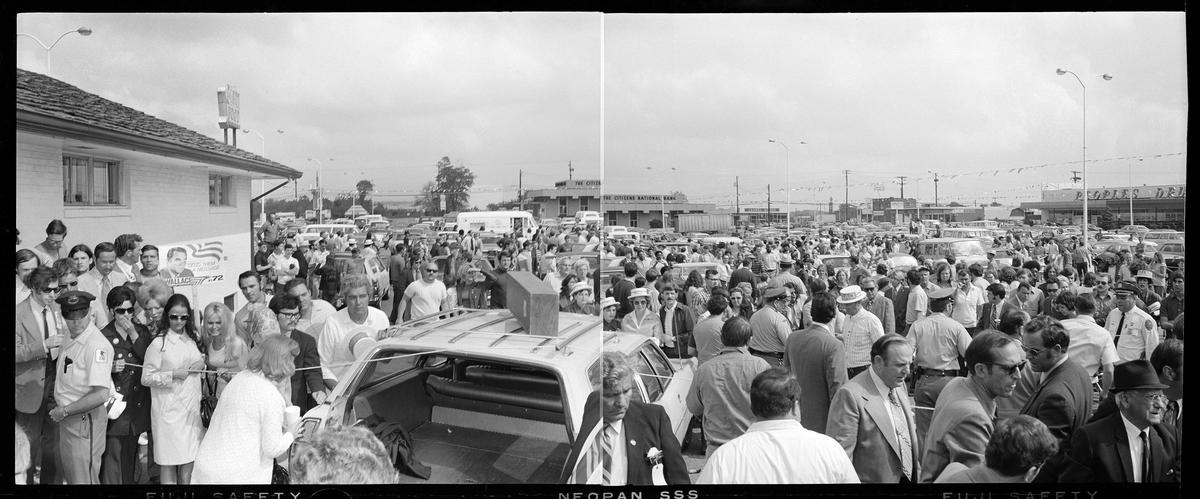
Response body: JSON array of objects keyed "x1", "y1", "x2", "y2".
[
  {"x1": 699, "y1": 368, "x2": 860, "y2": 484},
  {"x1": 271, "y1": 243, "x2": 300, "y2": 296},
  {"x1": 318, "y1": 274, "x2": 390, "y2": 390},
  {"x1": 1106, "y1": 281, "x2": 1161, "y2": 364},
  {"x1": 1055, "y1": 292, "x2": 1119, "y2": 403},
  {"x1": 77, "y1": 242, "x2": 127, "y2": 328},
  {"x1": 837, "y1": 285, "x2": 885, "y2": 379},
  {"x1": 284, "y1": 279, "x2": 336, "y2": 341},
  {"x1": 398, "y1": 261, "x2": 450, "y2": 322},
  {"x1": 950, "y1": 269, "x2": 987, "y2": 335}
]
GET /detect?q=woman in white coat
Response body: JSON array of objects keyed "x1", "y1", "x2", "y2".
[
  {"x1": 141, "y1": 293, "x2": 206, "y2": 484},
  {"x1": 192, "y1": 334, "x2": 299, "y2": 484}
]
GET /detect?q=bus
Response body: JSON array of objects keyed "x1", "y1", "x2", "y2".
[{"x1": 456, "y1": 211, "x2": 539, "y2": 238}]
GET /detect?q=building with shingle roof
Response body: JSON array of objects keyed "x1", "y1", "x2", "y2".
[{"x1": 16, "y1": 68, "x2": 303, "y2": 310}]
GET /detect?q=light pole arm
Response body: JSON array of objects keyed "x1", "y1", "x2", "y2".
[{"x1": 16, "y1": 33, "x2": 53, "y2": 51}]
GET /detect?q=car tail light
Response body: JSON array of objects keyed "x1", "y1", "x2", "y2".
[{"x1": 297, "y1": 417, "x2": 321, "y2": 441}]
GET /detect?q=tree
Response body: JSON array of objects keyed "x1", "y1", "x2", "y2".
[
  {"x1": 413, "y1": 157, "x2": 476, "y2": 215},
  {"x1": 355, "y1": 179, "x2": 375, "y2": 206},
  {"x1": 948, "y1": 201, "x2": 963, "y2": 207}
]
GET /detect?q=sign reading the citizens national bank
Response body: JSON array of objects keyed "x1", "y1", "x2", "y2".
[{"x1": 1041, "y1": 184, "x2": 1186, "y2": 202}]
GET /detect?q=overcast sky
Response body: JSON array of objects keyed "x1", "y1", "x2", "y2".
[
  {"x1": 16, "y1": 13, "x2": 1186, "y2": 212},
  {"x1": 17, "y1": 13, "x2": 601, "y2": 208},
  {"x1": 604, "y1": 13, "x2": 1187, "y2": 209}
]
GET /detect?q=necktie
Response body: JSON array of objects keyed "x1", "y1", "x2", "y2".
[
  {"x1": 101, "y1": 274, "x2": 112, "y2": 303},
  {"x1": 571, "y1": 423, "x2": 610, "y2": 484},
  {"x1": 601, "y1": 423, "x2": 616, "y2": 485},
  {"x1": 1140, "y1": 430, "x2": 1151, "y2": 483},
  {"x1": 1113, "y1": 311, "x2": 1127, "y2": 347},
  {"x1": 42, "y1": 308, "x2": 51, "y2": 342},
  {"x1": 888, "y1": 389, "x2": 913, "y2": 480}
]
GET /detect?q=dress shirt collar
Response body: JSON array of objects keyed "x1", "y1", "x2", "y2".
[
  {"x1": 1046, "y1": 354, "x2": 1070, "y2": 375},
  {"x1": 868, "y1": 365, "x2": 895, "y2": 398},
  {"x1": 810, "y1": 322, "x2": 831, "y2": 334},
  {"x1": 745, "y1": 418, "x2": 805, "y2": 434},
  {"x1": 718, "y1": 345, "x2": 751, "y2": 356},
  {"x1": 1120, "y1": 409, "x2": 1150, "y2": 434}
]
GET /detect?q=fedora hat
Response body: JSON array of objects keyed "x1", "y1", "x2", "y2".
[
  {"x1": 1109, "y1": 359, "x2": 1168, "y2": 392},
  {"x1": 837, "y1": 285, "x2": 867, "y2": 304}
]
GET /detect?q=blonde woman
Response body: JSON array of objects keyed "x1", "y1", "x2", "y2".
[
  {"x1": 202, "y1": 302, "x2": 248, "y2": 399},
  {"x1": 192, "y1": 334, "x2": 300, "y2": 484}
]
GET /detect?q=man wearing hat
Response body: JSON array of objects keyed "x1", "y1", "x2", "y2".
[
  {"x1": 1105, "y1": 281, "x2": 1161, "y2": 365},
  {"x1": 838, "y1": 285, "x2": 885, "y2": 379},
  {"x1": 910, "y1": 285, "x2": 973, "y2": 445},
  {"x1": 51, "y1": 290, "x2": 115, "y2": 484},
  {"x1": 748, "y1": 286, "x2": 795, "y2": 367},
  {"x1": 1059, "y1": 359, "x2": 1180, "y2": 483},
  {"x1": 767, "y1": 253, "x2": 807, "y2": 300},
  {"x1": 1133, "y1": 269, "x2": 1163, "y2": 316}
]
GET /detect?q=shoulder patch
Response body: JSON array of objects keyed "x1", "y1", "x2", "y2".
[
  {"x1": 1145, "y1": 320, "x2": 1155, "y2": 330},
  {"x1": 95, "y1": 349, "x2": 109, "y2": 364}
]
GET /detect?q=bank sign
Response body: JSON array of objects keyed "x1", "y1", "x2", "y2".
[{"x1": 1042, "y1": 184, "x2": 1186, "y2": 202}]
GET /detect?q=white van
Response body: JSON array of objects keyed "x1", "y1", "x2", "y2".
[
  {"x1": 575, "y1": 210, "x2": 602, "y2": 226},
  {"x1": 456, "y1": 211, "x2": 539, "y2": 238}
]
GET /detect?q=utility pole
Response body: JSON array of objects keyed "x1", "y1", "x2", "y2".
[
  {"x1": 766, "y1": 183, "x2": 771, "y2": 225},
  {"x1": 843, "y1": 169, "x2": 850, "y2": 222},
  {"x1": 896, "y1": 176, "x2": 907, "y2": 199},
  {"x1": 931, "y1": 172, "x2": 940, "y2": 206},
  {"x1": 568, "y1": 161, "x2": 574, "y2": 180},
  {"x1": 518, "y1": 169, "x2": 524, "y2": 211},
  {"x1": 735, "y1": 176, "x2": 740, "y2": 228},
  {"x1": 1070, "y1": 170, "x2": 1082, "y2": 185}
]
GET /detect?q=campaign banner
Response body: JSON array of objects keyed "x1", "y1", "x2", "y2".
[{"x1": 158, "y1": 232, "x2": 252, "y2": 311}]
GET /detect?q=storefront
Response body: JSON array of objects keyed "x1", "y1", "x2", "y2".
[{"x1": 1020, "y1": 184, "x2": 1186, "y2": 230}]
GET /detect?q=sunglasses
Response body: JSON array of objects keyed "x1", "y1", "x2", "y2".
[
  {"x1": 168, "y1": 314, "x2": 190, "y2": 321},
  {"x1": 1022, "y1": 344, "x2": 1044, "y2": 357},
  {"x1": 424, "y1": 268, "x2": 439, "y2": 272},
  {"x1": 987, "y1": 360, "x2": 1028, "y2": 376},
  {"x1": 113, "y1": 307, "x2": 135, "y2": 315},
  {"x1": 41, "y1": 286, "x2": 61, "y2": 294}
]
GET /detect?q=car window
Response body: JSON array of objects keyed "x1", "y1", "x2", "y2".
[
  {"x1": 357, "y1": 350, "x2": 420, "y2": 391},
  {"x1": 640, "y1": 344, "x2": 675, "y2": 395},
  {"x1": 627, "y1": 348, "x2": 664, "y2": 402}
]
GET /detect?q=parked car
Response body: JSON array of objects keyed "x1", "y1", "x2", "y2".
[
  {"x1": 294, "y1": 303, "x2": 693, "y2": 484},
  {"x1": 884, "y1": 253, "x2": 918, "y2": 273},
  {"x1": 1158, "y1": 240, "x2": 1185, "y2": 272},
  {"x1": 915, "y1": 238, "x2": 989, "y2": 267}
]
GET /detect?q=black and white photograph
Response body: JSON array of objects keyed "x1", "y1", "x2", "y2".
[{"x1": 9, "y1": 8, "x2": 1187, "y2": 496}]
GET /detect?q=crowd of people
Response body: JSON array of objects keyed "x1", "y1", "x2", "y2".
[
  {"x1": 580, "y1": 227, "x2": 1182, "y2": 484},
  {"x1": 13, "y1": 217, "x2": 609, "y2": 485},
  {"x1": 15, "y1": 216, "x2": 1183, "y2": 486}
]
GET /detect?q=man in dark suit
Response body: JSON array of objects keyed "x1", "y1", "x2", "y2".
[
  {"x1": 1088, "y1": 339, "x2": 1183, "y2": 436},
  {"x1": 658, "y1": 284, "x2": 695, "y2": 360},
  {"x1": 1059, "y1": 359, "x2": 1181, "y2": 483},
  {"x1": 826, "y1": 334, "x2": 921, "y2": 483},
  {"x1": 99, "y1": 286, "x2": 153, "y2": 484},
  {"x1": 562, "y1": 352, "x2": 689, "y2": 485},
  {"x1": 1018, "y1": 315, "x2": 1094, "y2": 482},
  {"x1": 271, "y1": 294, "x2": 328, "y2": 413},
  {"x1": 14, "y1": 267, "x2": 63, "y2": 484},
  {"x1": 978, "y1": 283, "x2": 1007, "y2": 334},
  {"x1": 727, "y1": 258, "x2": 759, "y2": 300},
  {"x1": 784, "y1": 291, "x2": 848, "y2": 433},
  {"x1": 611, "y1": 261, "x2": 638, "y2": 321}
]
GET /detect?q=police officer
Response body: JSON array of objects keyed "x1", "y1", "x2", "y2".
[
  {"x1": 1106, "y1": 281, "x2": 1161, "y2": 364},
  {"x1": 909, "y1": 286, "x2": 972, "y2": 444},
  {"x1": 99, "y1": 286, "x2": 153, "y2": 484},
  {"x1": 50, "y1": 290, "x2": 115, "y2": 484}
]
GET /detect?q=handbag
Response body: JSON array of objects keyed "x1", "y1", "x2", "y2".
[
  {"x1": 199, "y1": 373, "x2": 218, "y2": 428},
  {"x1": 271, "y1": 461, "x2": 290, "y2": 484}
]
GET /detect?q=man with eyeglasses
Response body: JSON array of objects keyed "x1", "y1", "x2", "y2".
[
  {"x1": 29, "y1": 219, "x2": 68, "y2": 269},
  {"x1": 1060, "y1": 359, "x2": 1180, "y2": 483},
  {"x1": 397, "y1": 262, "x2": 450, "y2": 323},
  {"x1": 1017, "y1": 315, "x2": 1093, "y2": 482},
  {"x1": 1086, "y1": 274, "x2": 1116, "y2": 327},
  {"x1": 15, "y1": 267, "x2": 65, "y2": 484},
  {"x1": 920, "y1": 331, "x2": 1024, "y2": 483},
  {"x1": 98, "y1": 285, "x2": 152, "y2": 485},
  {"x1": 1106, "y1": 281, "x2": 1160, "y2": 365},
  {"x1": 50, "y1": 290, "x2": 115, "y2": 484},
  {"x1": 861, "y1": 278, "x2": 895, "y2": 336},
  {"x1": 270, "y1": 294, "x2": 327, "y2": 412}
]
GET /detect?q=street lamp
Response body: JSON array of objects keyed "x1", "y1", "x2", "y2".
[
  {"x1": 17, "y1": 26, "x2": 92, "y2": 75},
  {"x1": 646, "y1": 166, "x2": 677, "y2": 229},
  {"x1": 242, "y1": 128, "x2": 283, "y2": 156},
  {"x1": 769, "y1": 139, "x2": 806, "y2": 235},
  {"x1": 308, "y1": 158, "x2": 325, "y2": 223},
  {"x1": 1056, "y1": 68, "x2": 1113, "y2": 248}
]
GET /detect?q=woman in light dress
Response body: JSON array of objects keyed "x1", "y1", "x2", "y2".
[
  {"x1": 141, "y1": 293, "x2": 206, "y2": 484},
  {"x1": 620, "y1": 288, "x2": 663, "y2": 339}
]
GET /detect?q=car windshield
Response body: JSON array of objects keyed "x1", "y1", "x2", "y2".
[{"x1": 952, "y1": 242, "x2": 986, "y2": 257}]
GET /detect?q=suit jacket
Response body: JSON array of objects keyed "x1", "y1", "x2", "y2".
[
  {"x1": 1059, "y1": 411, "x2": 1181, "y2": 483},
  {"x1": 560, "y1": 390, "x2": 690, "y2": 485},
  {"x1": 978, "y1": 302, "x2": 1001, "y2": 331},
  {"x1": 920, "y1": 377, "x2": 996, "y2": 483},
  {"x1": 826, "y1": 369, "x2": 921, "y2": 483},
  {"x1": 658, "y1": 305, "x2": 696, "y2": 359},
  {"x1": 1019, "y1": 357, "x2": 1094, "y2": 482},
  {"x1": 290, "y1": 330, "x2": 326, "y2": 413},
  {"x1": 727, "y1": 268, "x2": 758, "y2": 297},
  {"x1": 101, "y1": 321, "x2": 154, "y2": 436},
  {"x1": 783, "y1": 324, "x2": 847, "y2": 433},
  {"x1": 14, "y1": 297, "x2": 57, "y2": 414}
]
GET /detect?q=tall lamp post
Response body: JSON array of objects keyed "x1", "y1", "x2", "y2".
[
  {"x1": 646, "y1": 166, "x2": 677, "y2": 229},
  {"x1": 16, "y1": 26, "x2": 92, "y2": 75},
  {"x1": 768, "y1": 139, "x2": 805, "y2": 235},
  {"x1": 1056, "y1": 68, "x2": 1113, "y2": 248},
  {"x1": 308, "y1": 158, "x2": 324, "y2": 223}
]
